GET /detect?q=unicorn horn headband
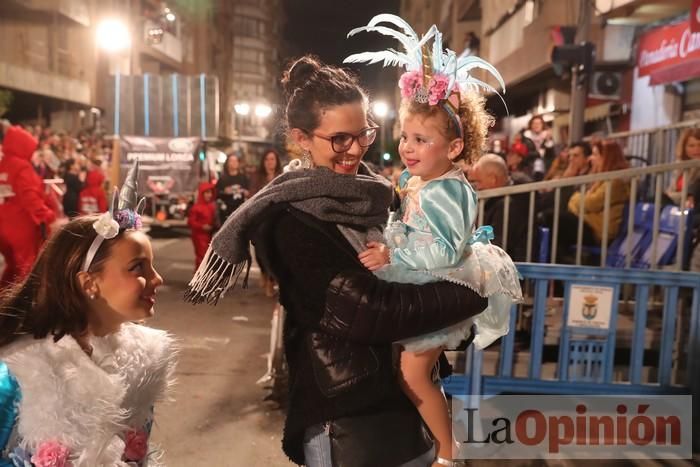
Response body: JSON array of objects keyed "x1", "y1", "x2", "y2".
[
  {"x1": 81, "y1": 161, "x2": 145, "y2": 272},
  {"x1": 343, "y1": 14, "x2": 506, "y2": 137}
]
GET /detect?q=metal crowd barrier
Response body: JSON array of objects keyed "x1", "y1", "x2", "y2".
[
  {"x1": 443, "y1": 263, "x2": 700, "y2": 400},
  {"x1": 477, "y1": 159, "x2": 700, "y2": 270}
]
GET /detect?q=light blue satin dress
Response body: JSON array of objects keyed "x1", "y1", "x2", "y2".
[{"x1": 379, "y1": 168, "x2": 522, "y2": 352}]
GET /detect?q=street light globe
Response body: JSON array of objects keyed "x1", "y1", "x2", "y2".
[
  {"x1": 234, "y1": 103, "x2": 250, "y2": 116},
  {"x1": 255, "y1": 104, "x2": 272, "y2": 118},
  {"x1": 96, "y1": 19, "x2": 131, "y2": 53},
  {"x1": 372, "y1": 101, "x2": 389, "y2": 119}
]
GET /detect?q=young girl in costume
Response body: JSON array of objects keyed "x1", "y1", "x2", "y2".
[
  {"x1": 346, "y1": 15, "x2": 522, "y2": 467},
  {"x1": 0, "y1": 162, "x2": 176, "y2": 467}
]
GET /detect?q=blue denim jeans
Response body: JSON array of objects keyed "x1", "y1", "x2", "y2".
[{"x1": 303, "y1": 422, "x2": 435, "y2": 467}]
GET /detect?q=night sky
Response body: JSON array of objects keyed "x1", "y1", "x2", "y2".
[{"x1": 282, "y1": 0, "x2": 401, "y2": 101}]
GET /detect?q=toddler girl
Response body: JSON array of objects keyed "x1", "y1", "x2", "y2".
[{"x1": 346, "y1": 14, "x2": 522, "y2": 467}]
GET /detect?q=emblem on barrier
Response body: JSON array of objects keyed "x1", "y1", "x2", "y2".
[{"x1": 582, "y1": 295, "x2": 598, "y2": 320}]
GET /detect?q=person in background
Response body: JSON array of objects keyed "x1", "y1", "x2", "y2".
[
  {"x1": 562, "y1": 140, "x2": 630, "y2": 253},
  {"x1": 249, "y1": 149, "x2": 284, "y2": 296},
  {"x1": 188, "y1": 182, "x2": 217, "y2": 269},
  {"x1": 505, "y1": 140, "x2": 533, "y2": 182},
  {"x1": 520, "y1": 115, "x2": 555, "y2": 181},
  {"x1": 61, "y1": 158, "x2": 84, "y2": 219},
  {"x1": 251, "y1": 148, "x2": 283, "y2": 195},
  {"x1": 78, "y1": 163, "x2": 107, "y2": 215},
  {"x1": 544, "y1": 144, "x2": 569, "y2": 181},
  {"x1": 469, "y1": 154, "x2": 533, "y2": 262},
  {"x1": 538, "y1": 141, "x2": 591, "y2": 238},
  {"x1": 216, "y1": 153, "x2": 249, "y2": 225},
  {"x1": 0, "y1": 126, "x2": 57, "y2": 289},
  {"x1": 666, "y1": 127, "x2": 700, "y2": 207}
]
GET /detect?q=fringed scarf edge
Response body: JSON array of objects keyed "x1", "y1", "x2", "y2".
[{"x1": 183, "y1": 247, "x2": 251, "y2": 305}]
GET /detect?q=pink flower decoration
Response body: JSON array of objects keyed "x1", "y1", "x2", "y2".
[
  {"x1": 399, "y1": 71, "x2": 423, "y2": 99},
  {"x1": 124, "y1": 429, "x2": 149, "y2": 462},
  {"x1": 31, "y1": 441, "x2": 71, "y2": 467},
  {"x1": 427, "y1": 74, "x2": 450, "y2": 105}
]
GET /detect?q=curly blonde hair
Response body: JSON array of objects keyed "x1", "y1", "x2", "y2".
[{"x1": 399, "y1": 91, "x2": 493, "y2": 164}]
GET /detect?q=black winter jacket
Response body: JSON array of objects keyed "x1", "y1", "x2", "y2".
[{"x1": 253, "y1": 205, "x2": 488, "y2": 465}]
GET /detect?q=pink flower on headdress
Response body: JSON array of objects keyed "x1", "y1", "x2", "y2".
[
  {"x1": 123, "y1": 429, "x2": 148, "y2": 462},
  {"x1": 31, "y1": 441, "x2": 71, "y2": 467},
  {"x1": 427, "y1": 74, "x2": 450, "y2": 106},
  {"x1": 399, "y1": 71, "x2": 423, "y2": 99}
]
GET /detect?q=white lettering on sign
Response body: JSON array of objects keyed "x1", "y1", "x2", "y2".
[
  {"x1": 639, "y1": 39, "x2": 679, "y2": 68},
  {"x1": 126, "y1": 152, "x2": 195, "y2": 163},
  {"x1": 680, "y1": 28, "x2": 700, "y2": 58},
  {"x1": 0, "y1": 173, "x2": 8, "y2": 182}
]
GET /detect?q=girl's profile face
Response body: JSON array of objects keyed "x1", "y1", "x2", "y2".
[
  {"x1": 685, "y1": 136, "x2": 700, "y2": 160},
  {"x1": 300, "y1": 101, "x2": 370, "y2": 175},
  {"x1": 399, "y1": 113, "x2": 460, "y2": 181},
  {"x1": 89, "y1": 231, "x2": 163, "y2": 335}
]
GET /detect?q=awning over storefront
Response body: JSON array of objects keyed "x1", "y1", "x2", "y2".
[
  {"x1": 637, "y1": 18, "x2": 700, "y2": 86},
  {"x1": 552, "y1": 102, "x2": 616, "y2": 127}
]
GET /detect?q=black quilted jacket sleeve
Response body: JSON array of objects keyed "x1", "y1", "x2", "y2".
[{"x1": 267, "y1": 208, "x2": 488, "y2": 345}]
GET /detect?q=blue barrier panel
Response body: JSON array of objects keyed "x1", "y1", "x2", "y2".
[{"x1": 443, "y1": 263, "x2": 700, "y2": 399}]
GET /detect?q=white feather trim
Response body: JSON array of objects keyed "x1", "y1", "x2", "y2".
[{"x1": 0, "y1": 323, "x2": 177, "y2": 466}]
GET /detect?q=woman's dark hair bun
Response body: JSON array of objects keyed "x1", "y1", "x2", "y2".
[{"x1": 282, "y1": 56, "x2": 321, "y2": 97}]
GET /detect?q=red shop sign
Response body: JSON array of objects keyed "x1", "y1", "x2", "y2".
[{"x1": 637, "y1": 20, "x2": 700, "y2": 78}]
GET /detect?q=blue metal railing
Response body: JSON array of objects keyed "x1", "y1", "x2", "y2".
[{"x1": 444, "y1": 263, "x2": 700, "y2": 398}]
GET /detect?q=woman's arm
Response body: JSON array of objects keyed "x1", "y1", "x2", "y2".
[{"x1": 267, "y1": 208, "x2": 487, "y2": 344}]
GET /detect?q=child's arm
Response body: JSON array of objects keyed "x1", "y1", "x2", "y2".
[
  {"x1": 358, "y1": 241, "x2": 390, "y2": 270},
  {"x1": 391, "y1": 179, "x2": 473, "y2": 270}
]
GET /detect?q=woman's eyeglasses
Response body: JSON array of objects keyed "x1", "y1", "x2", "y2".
[{"x1": 306, "y1": 126, "x2": 379, "y2": 153}]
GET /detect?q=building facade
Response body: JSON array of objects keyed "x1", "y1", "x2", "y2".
[{"x1": 401, "y1": 0, "x2": 691, "y2": 147}]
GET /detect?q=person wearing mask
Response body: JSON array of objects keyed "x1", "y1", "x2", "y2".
[
  {"x1": 0, "y1": 126, "x2": 57, "y2": 288},
  {"x1": 187, "y1": 182, "x2": 217, "y2": 270},
  {"x1": 216, "y1": 154, "x2": 249, "y2": 225}
]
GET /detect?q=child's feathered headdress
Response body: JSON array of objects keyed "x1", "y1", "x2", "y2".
[
  {"x1": 343, "y1": 14, "x2": 505, "y2": 136},
  {"x1": 81, "y1": 161, "x2": 145, "y2": 272}
]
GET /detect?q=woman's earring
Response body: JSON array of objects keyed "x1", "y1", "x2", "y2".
[
  {"x1": 302, "y1": 150, "x2": 313, "y2": 169},
  {"x1": 88, "y1": 293, "x2": 95, "y2": 300}
]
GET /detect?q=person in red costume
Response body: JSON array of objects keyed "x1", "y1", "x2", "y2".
[
  {"x1": 78, "y1": 168, "x2": 107, "y2": 215},
  {"x1": 187, "y1": 182, "x2": 216, "y2": 269},
  {"x1": 0, "y1": 126, "x2": 57, "y2": 288}
]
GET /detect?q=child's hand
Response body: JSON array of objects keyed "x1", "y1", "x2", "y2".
[{"x1": 358, "y1": 241, "x2": 390, "y2": 271}]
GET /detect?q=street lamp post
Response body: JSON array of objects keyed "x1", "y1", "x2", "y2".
[{"x1": 96, "y1": 17, "x2": 133, "y2": 190}]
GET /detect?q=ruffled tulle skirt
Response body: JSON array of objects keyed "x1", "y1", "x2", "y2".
[{"x1": 379, "y1": 240, "x2": 523, "y2": 353}]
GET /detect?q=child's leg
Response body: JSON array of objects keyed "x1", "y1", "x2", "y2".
[{"x1": 398, "y1": 347, "x2": 453, "y2": 463}]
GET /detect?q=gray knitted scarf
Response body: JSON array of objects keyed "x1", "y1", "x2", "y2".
[{"x1": 184, "y1": 162, "x2": 393, "y2": 304}]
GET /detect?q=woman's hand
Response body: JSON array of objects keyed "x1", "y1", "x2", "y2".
[{"x1": 358, "y1": 241, "x2": 390, "y2": 271}]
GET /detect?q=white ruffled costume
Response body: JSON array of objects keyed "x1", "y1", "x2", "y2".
[
  {"x1": 0, "y1": 323, "x2": 176, "y2": 466},
  {"x1": 378, "y1": 168, "x2": 522, "y2": 352}
]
